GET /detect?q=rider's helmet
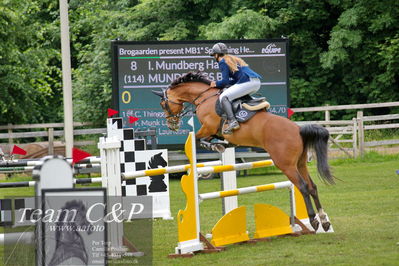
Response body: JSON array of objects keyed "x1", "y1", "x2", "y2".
[{"x1": 210, "y1": 42, "x2": 228, "y2": 56}]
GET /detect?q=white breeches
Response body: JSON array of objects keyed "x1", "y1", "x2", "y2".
[{"x1": 219, "y1": 78, "x2": 261, "y2": 102}]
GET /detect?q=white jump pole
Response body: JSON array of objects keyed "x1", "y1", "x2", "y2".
[{"x1": 0, "y1": 232, "x2": 35, "y2": 245}]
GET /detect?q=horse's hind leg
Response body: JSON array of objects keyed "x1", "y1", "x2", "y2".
[
  {"x1": 280, "y1": 167, "x2": 320, "y2": 231},
  {"x1": 308, "y1": 178, "x2": 330, "y2": 231},
  {"x1": 298, "y1": 154, "x2": 331, "y2": 231}
]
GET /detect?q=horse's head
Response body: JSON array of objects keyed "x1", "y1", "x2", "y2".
[
  {"x1": 153, "y1": 71, "x2": 212, "y2": 131},
  {"x1": 152, "y1": 88, "x2": 184, "y2": 131}
]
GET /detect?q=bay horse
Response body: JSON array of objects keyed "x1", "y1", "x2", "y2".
[{"x1": 153, "y1": 71, "x2": 334, "y2": 231}]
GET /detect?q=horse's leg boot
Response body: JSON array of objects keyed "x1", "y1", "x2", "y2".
[
  {"x1": 221, "y1": 97, "x2": 240, "y2": 134},
  {"x1": 199, "y1": 139, "x2": 213, "y2": 150}
]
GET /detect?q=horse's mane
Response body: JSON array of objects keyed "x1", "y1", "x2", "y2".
[{"x1": 169, "y1": 71, "x2": 212, "y2": 89}]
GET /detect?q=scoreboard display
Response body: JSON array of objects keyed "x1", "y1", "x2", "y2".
[{"x1": 111, "y1": 39, "x2": 289, "y2": 145}]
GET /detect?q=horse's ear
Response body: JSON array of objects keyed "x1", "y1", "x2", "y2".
[{"x1": 152, "y1": 90, "x2": 164, "y2": 98}]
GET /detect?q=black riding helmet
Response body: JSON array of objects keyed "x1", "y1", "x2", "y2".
[{"x1": 210, "y1": 42, "x2": 228, "y2": 56}]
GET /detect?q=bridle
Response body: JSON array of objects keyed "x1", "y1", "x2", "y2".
[
  {"x1": 160, "y1": 88, "x2": 189, "y2": 120},
  {"x1": 160, "y1": 86, "x2": 220, "y2": 119}
]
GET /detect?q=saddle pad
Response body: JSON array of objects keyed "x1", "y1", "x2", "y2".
[{"x1": 215, "y1": 99, "x2": 259, "y2": 123}]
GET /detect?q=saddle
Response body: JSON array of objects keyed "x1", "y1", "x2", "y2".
[{"x1": 215, "y1": 95, "x2": 270, "y2": 123}]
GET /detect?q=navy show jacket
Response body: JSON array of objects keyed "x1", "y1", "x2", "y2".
[{"x1": 215, "y1": 58, "x2": 262, "y2": 88}]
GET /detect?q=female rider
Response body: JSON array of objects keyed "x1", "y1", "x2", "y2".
[{"x1": 209, "y1": 42, "x2": 262, "y2": 134}]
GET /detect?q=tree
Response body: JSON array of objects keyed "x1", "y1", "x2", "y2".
[
  {"x1": 0, "y1": 0, "x2": 62, "y2": 124},
  {"x1": 70, "y1": 0, "x2": 231, "y2": 124},
  {"x1": 2, "y1": 0, "x2": 398, "y2": 125},
  {"x1": 320, "y1": 0, "x2": 399, "y2": 106}
]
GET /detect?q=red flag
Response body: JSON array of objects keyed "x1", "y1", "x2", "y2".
[
  {"x1": 287, "y1": 108, "x2": 295, "y2": 119},
  {"x1": 72, "y1": 147, "x2": 91, "y2": 164},
  {"x1": 129, "y1": 116, "x2": 139, "y2": 124},
  {"x1": 107, "y1": 108, "x2": 119, "y2": 117},
  {"x1": 11, "y1": 145, "x2": 27, "y2": 155}
]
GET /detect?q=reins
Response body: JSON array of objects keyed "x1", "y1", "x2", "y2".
[
  {"x1": 163, "y1": 85, "x2": 220, "y2": 118},
  {"x1": 191, "y1": 87, "x2": 221, "y2": 109}
]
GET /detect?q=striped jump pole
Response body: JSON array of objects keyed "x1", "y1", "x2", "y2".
[
  {"x1": 195, "y1": 159, "x2": 274, "y2": 215},
  {"x1": 0, "y1": 166, "x2": 35, "y2": 172},
  {"x1": 0, "y1": 163, "x2": 100, "y2": 172},
  {"x1": 199, "y1": 180, "x2": 298, "y2": 248},
  {"x1": 74, "y1": 177, "x2": 102, "y2": 184},
  {"x1": 199, "y1": 181, "x2": 292, "y2": 201},
  {"x1": 196, "y1": 160, "x2": 274, "y2": 176},
  {"x1": 122, "y1": 160, "x2": 222, "y2": 180},
  {"x1": 0, "y1": 181, "x2": 36, "y2": 188},
  {"x1": 0, "y1": 157, "x2": 101, "y2": 167},
  {"x1": 0, "y1": 158, "x2": 226, "y2": 188},
  {"x1": 0, "y1": 177, "x2": 103, "y2": 188},
  {"x1": 199, "y1": 180, "x2": 297, "y2": 232}
]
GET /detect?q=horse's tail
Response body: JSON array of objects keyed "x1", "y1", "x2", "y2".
[{"x1": 300, "y1": 124, "x2": 335, "y2": 185}]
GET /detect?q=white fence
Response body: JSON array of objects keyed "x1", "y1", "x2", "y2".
[
  {"x1": 0, "y1": 122, "x2": 157, "y2": 157},
  {"x1": 293, "y1": 101, "x2": 399, "y2": 157},
  {"x1": 1, "y1": 102, "x2": 398, "y2": 159}
]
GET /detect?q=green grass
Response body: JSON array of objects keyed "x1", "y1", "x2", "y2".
[
  {"x1": 150, "y1": 156, "x2": 399, "y2": 265},
  {"x1": 1, "y1": 154, "x2": 399, "y2": 265}
]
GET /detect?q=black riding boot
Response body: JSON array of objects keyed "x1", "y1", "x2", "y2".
[{"x1": 221, "y1": 97, "x2": 240, "y2": 134}]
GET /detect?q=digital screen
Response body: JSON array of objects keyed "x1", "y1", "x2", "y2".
[{"x1": 111, "y1": 39, "x2": 289, "y2": 145}]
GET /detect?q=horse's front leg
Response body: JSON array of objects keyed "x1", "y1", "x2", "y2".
[
  {"x1": 195, "y1": 125, "x2": 215, "y2": 139},
  {"x1": 196, "y1": 126, "x2": 226, "y2": 153}
]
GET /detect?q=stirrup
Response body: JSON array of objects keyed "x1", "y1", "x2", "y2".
[{"x1": 223, "y1": 120, "x2": 240, "y2": 134}]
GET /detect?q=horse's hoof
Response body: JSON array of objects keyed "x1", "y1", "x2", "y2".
[
  {"x1": 311, "y1": 219, "x2": 319, "y2": 231},
  {"x1": 212, "y1": 144, "x2": 225, "y2": 153},
  {"x1": 200, "y1": 143, "x2": 211, "y2": 150},
  {"x1": 322, "y1": 221, "x2": 331, "y2": 231}
]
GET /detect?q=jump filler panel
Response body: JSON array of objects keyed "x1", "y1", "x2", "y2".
[{"x1": 107, "y1": 118, "x2": 171, "y2": 219}]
